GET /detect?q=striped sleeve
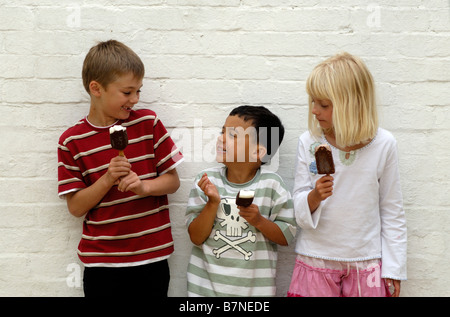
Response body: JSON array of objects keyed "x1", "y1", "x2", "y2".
[
  {"x1": 57, "y1": 124, "x2": 88, "y2": 197},
  {"x1": 269, "y1": 181, "x2": 297, "y2": 245},
  {"x1": 185, "y1": 171, "x2": 209, "y2": 228},
  {"x1": 152, "y1": 116, "x2": 184, "y2": 175},
  {"x1": 256, "y1": 172, "x2": 296, "y2": 245}
]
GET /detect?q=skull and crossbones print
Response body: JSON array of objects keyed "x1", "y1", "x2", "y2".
[{"x1": 214, "y1": 197, "x2": 256, "y2": 260}]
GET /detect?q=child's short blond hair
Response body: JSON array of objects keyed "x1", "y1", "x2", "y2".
[
  {"x1": 82, "y1": 40, "x2": 145, "y2": 94},
  {"x1": 306, "y1": 52, "x2": 378, "y2": 148}
]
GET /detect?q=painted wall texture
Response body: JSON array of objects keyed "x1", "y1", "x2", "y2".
[{"x1": 0, "y1": 0, "x2": 449, "y2": 296}]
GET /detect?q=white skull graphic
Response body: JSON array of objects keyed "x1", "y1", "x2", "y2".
[{"x1": 217, "y1": 198, "x2": 248, "y2": 237}]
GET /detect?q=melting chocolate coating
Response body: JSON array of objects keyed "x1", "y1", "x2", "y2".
[{"x1": 315, "y1": 145, "x2": 335, "y2": 174}]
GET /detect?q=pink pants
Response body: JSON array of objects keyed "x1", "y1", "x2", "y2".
[{"x1": 288, "y1": 255, "x2": 391, "y2": 297}]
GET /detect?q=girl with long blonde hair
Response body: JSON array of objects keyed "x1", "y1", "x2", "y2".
[{"x1": 288, "y1": 53, "x2": 407, "y2": 297}]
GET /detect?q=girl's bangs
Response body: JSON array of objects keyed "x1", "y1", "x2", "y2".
[{"x1": 306, "y1": 67, "x2": 332, "y2": 101}]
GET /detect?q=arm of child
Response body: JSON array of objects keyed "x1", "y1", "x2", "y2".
[
  {"x1": 188, "y1": 173, "x2": 220, "y2": 245},
  {"x1": 307, "y1": 175, "x2": 334, "y2": 212},
  {"x1": 292, "y1": 136, "x2": 330, "y2": 229},
  {"x1": 238, "y1": 205, "x2": 288, "y2": 245},
  {"x1": 379, "y1": 136, "x2": 407, "y2": 294},
  {"x1": 385, "y1": 278, "x2": 401, "y2": 297},
  {"x1": 65, "y1": 156, "x2": 131, "y2": 217},
  {"x1": 117, "y1": 168, "x2": 180, "y2": 196}
]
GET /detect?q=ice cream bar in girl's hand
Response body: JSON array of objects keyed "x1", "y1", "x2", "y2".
[
  {"x1": 236, "y1": 190, "x2": 255, "y2": 207},
  {"x1": 109, "y1": 125, "x2": 128, "y2": 156},
  {"x1": 315, "y1": 144, "x2": 335, "y2": 174}
]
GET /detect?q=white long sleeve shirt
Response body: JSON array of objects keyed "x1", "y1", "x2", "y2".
[{"x1": 293, "y1": 128, "x2": 407, "y2": 280}]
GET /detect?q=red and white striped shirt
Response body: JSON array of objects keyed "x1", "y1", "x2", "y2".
[{"x1": 58, "y1": 109, "x2": 183, "y2": 266}]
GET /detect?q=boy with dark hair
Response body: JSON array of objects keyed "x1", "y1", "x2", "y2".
[
  {"x1": 58, "y1": 40, "x2": 183, "y2": 297},
  {"x1": 185, "y1": 105, "x2": 296, "y2": 296},
  {"x1": 229, "y1": 105, "x2": 285, "y2": 164}
]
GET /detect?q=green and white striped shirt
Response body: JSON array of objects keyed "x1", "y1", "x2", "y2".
[{"x1": 186, "y1": 166, "x2": 296, "y2": 297}]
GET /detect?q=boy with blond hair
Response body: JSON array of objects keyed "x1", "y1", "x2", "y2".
[{"x1": 58, "y1": 40, "x2": 183, "y2": 297}]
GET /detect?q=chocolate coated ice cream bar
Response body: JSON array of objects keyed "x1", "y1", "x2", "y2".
[
  {"x1": 109, "y1": 125, "x2": 128, "y2": 156},
  {"x1": 315, "y1": 144, "x2": 335, "y2": 174},
  {"x1": 236, "y1": 190, "x2": 255, "y2": 207}
]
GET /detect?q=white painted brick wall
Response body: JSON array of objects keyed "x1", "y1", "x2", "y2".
[{"x1": 1, "y1": 0, "x2": 449, "y2": 297}]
